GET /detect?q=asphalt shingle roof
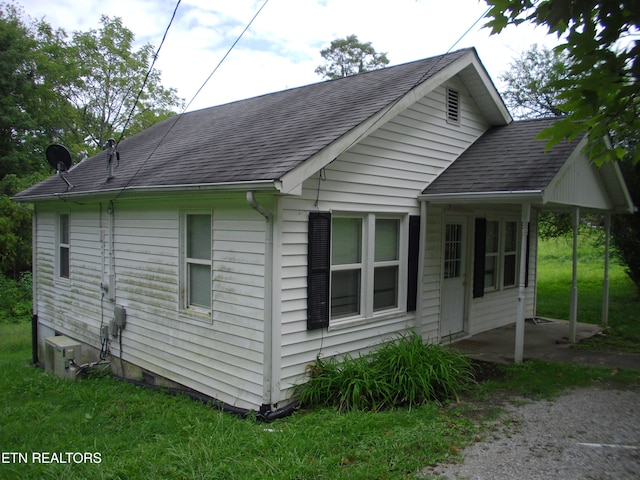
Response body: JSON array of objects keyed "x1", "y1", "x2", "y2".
[
  {"x1": 16, "y1": 49, "x2": 471, "y2": 200},
  {"x1": 422, "y1": 117, "x2": 582, "y2": 196}
]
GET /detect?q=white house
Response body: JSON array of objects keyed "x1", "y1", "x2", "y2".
[{"x1": 14, "y1": 48, "x2": 634, "y2": 414}]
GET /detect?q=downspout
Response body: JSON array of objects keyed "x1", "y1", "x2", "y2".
[
  {"x1": 31, "y1": 208, "x2": 39, "y2": 366},
  {"x1": 246, "y1": 191, "x2": 276, "y2": 411}
]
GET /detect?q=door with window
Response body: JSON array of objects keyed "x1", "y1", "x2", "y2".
[{"x1": 441, "y1": 219, "x2": 467, "y2": 336}]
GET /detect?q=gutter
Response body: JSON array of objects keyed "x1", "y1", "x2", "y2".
[
  {"x1": 13, "y1": 180, "x2": 281, "y2": 203},
  {"x1": 419, "y1": 190, "x2": 544, "y2": 204}
]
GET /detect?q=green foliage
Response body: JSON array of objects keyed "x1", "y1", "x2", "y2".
[
  {"x1": 0, "y1": 272, "x2": 32, "y2": 323},
  {"x1": 0, "y1": 3, "x2": 53, "y2": 179},
  {"x1": 611, "y1": 159, "x2": 640, "y2": 294},
  {"x1": 60, "y1": 15, "x2": 182, "y2": 152},
  {"x1": 0, "y1": 173, "x2": 46, "y2": 278},
  {"x1": 315, "y1": 34, "x2": 389, "y2": 80},
  {"x1": 295, "y1": 330, "x2": 476, "y2": 411},
  {"x1": 485, "y1": 0, "x2": 640, "y2": 165}
]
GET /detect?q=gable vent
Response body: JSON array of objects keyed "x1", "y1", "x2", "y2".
[{"x1": 447, "y1": 88, "x2": 460, "y2": 124}]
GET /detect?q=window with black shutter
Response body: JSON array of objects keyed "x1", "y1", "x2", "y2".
[
  {"x1": 473, "y1": 218, "x2": 486, "y2": 298},
  {"x1": 307, "y1": 212, "x2": 331, "y2": 330},
  {"x1": 407, "y1": 216, "x2": 420, "y2": 311}
]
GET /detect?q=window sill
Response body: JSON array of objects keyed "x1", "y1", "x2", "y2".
[
  {"x1": 328, "y1": 309, "x2": 412, "y2": 331},
  {"x1": 482, "y1": 285, "x2": 518, "y2": 295},
  {"x1": 179, "y1": 308, "x2": 212, "y2": 324}
]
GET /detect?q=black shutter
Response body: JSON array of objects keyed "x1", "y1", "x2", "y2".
[
  {"x1": 473, "y1": 218, "x2": 486, "y2": 298},
  {"x1": 407, "y1": 215, "x2": 420, "y2": 312},
  {"x1": 307, "y1": 212, "x2": 331, "y2": 330}
]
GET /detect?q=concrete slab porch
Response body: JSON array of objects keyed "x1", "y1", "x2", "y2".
[{"x1": 449, "y1": 318, "x2": 640, "y2": 370}]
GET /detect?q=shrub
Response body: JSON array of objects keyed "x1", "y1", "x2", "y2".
[
  {"x1": 295, "y1": 330, "x2": 475, "y2": 411},
  {"x1": 0, "y1": 272, "x2": 32, "y2": 324}
]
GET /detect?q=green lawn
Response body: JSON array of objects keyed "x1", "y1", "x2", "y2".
[
  {"x1": 0, "y1": 322, "x2": 481, "y2": 480},
  {"x1": 536, "y1": 234, "x2": 640, "y2": 351}
]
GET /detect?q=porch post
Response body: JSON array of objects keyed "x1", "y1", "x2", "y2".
[
  {"x1": 515, "y1": 203, "x2": 531, "y2": 363},
  {"x1": 602, "y1": 212, "x2": 611, "y2": 327},
  {"x1": 417, "y1": 200, "x2": 427, "y2": 336},
  {"x1": 569, "y1": 206, "x2": 580, "y2": 343}
]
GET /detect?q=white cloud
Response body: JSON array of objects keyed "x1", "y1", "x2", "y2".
[{"x1": 16, "y1": 0, "x2": 560, "y2": 111}]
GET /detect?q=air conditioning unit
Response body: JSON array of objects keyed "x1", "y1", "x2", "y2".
[{"x1": 44, "y1": 336, "x2": 81, "y2": 380}]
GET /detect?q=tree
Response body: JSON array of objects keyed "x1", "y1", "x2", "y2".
[
  {"x1": 51, "y1": 15, "x2": 183, "y2": 154},
  {"x1": 485, "y1": 0, "x2": 640, "y2": 165},
  {"x1": 0, "y1": 6, "x2": 183, "y2": 279},
  {"x1": 612, "y1": 158, "x2": 640, "y2": 293},
  {"x1": 315, "y1": 34, "x2": 389, "y2": 80},
  {"x1": 0, "y1": 3, "x2": 54, "y2": 179},
  {"x1": 500, "y1": 44, "x2": 569, "y2": 119}
]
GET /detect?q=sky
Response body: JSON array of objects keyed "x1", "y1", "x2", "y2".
[{"x1": 16, "y1": 0, "x2": 560, "y2": 113}]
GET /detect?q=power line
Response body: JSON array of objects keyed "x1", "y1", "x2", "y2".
[
  {"x1": 117, "y1": 0, "x2": 182, "y2": 145},
  {"x1": 111, "y1": 0, "x2": 271, "y2": 202},
  {"x1": 447, "y1": 6, "x2": 491, "y2": 53},
  {"x1": 183, "y1": 0, "x2": 270, "y2": 112}
]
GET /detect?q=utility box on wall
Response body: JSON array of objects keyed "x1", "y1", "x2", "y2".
[{"x1": 44, "y1": 336, "x2": 81, "y2": 380}]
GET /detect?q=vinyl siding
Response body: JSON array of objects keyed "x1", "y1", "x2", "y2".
[
  {"x1": 277, "y1": 81, "x2": 490, "y2": 400},
  {"x1": 34, "y1": 194, "x2": 269, "y2": 410}
]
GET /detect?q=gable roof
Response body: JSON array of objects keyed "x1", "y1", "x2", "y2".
[
  {"x1": 421, "y1": 117, "x2": 635, "y2": 213},
  {"x1": 15, "y1": 47, "x2": 509, "y2": 202}
]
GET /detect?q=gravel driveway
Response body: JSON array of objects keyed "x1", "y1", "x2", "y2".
[{"x1": 422, "y1": 386, "x2": 640, "y2": 480}]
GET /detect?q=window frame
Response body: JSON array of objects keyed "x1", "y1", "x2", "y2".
[
  {"x1": 329, "y1": 212, "x2": 407, "y2": 326},
  {"x1": 56, "y1": 212, "x2": 70, "y2": 282},
  {"x1": 483, "y1": 218, "x2": 519, "y2": 294},
  {"x1": 181, "y1": 210, "x2": 213, "y2": 318}
]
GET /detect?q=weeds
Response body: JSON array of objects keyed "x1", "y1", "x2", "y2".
[
  {"x1": 0, "y1": 272, "x2": 32, "y2": 324},
  {"x1": 295, "y1": 330, "x2": 476, "y2": 411}
]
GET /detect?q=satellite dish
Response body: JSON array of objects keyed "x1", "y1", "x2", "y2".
[{"x1": 45, "y1": 144, "x2": 73, "y2": 172}]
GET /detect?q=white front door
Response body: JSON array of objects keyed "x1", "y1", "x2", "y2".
[{"x1": 441, "y1": 219, "x2": 467, "y2": 336}]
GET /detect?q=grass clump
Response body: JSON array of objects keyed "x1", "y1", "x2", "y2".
[{"x1": 295, "y1": 330, "x2": 476, "y2": 411}]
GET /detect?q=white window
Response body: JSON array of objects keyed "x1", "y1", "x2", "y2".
[
  {"x1": 58, "y1": 213, "x2": 70, "y2": 279},
  {"x1": 183, "y1": 213, "x2": 212, "y2": 314},
  {"x1": 484, "y1": 219, "x2": 518, "y2": 292},
  {"x1": 330, "y1": 214, "x2": 404, "y2": 322},
  {"x1": 503, "y1": 221, "x2": 518, "y2": 287}
]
